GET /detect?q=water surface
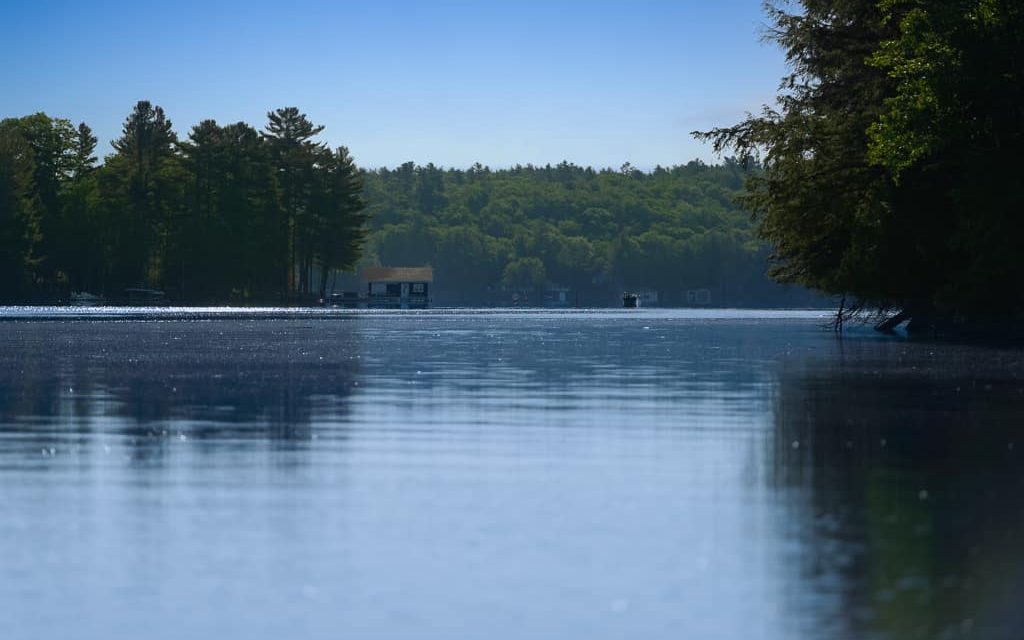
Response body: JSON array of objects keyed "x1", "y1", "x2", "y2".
[{"x1": 1, "y1": 308, "x2": 1022, "y2": 639}]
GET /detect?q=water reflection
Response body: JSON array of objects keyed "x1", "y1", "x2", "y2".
[
  {"x1": 347, "y1": 314, "x2": 783, "y2": 436},
  {"x1": 775, "y1": 341, "x2": 1024, "y2": 640},
  {"x1": 0, "y1": 319, "x2": 360, "y2": 453},
  {"x1": 3, "y1": 310, "x2": 1023, "y2": 639}
]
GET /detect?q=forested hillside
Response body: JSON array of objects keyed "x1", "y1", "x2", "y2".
[
  {"x1": 359, "y1": 161, "x2": 822, "y2": 306},
  {"x1": 1, "y1": 102, "x2": 823, "y2": 307}
]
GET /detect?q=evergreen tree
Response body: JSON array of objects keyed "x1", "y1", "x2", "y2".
[
  {"x1": 57, "y1": 122, "x2": 101, "y2": 292},
  {"x1": 867, "y1": 0, "x2": 1024, "y2": 318},
  {"x1": 696, "y1": 0, "x2": 1024, "y2": 324},
  {"x1": 0, "y1": 123, "x2": 40, "y2": 299},
  {"x1": 112, "y1": 101, "x2": 176, "y2": 165},
  {"x1": 69, "y1": 123, "x2": 98, "y2": 180},
  {"x1": 263, "y1": 107, "x2": 327, "y2": 296},
  {"x1": 3, "y1": 114, "x2": 77, "y2": 285},
  {"x1": 102, "y1": 100, "x2": 184, "y2": 289},
  {"x1": 0, "y1": 100, "x2": 807, "y2": 307},
  {"x1": 695, "y1": 1, "x2": 898, "y2": 312},
  {"x1": 415, "y1": 162, "x2": 447, "y2": 216},
  {"x1": 177, "y1": 120, "x2": 284, "y2": 300},
  {"x1": 313, "y1": 146, "x2": 368, "y2": 298}
]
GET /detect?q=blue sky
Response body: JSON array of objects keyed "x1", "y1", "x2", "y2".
[{"x1": 1, "y1": 0, "x2": 785, "y2": 169}]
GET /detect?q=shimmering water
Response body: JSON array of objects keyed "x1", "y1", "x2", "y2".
[{"x1": 1, "y1": 308, "x2": 1022, "y2": 639}]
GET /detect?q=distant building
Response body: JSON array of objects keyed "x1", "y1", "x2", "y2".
[{"x1": 363, "y1": 267, "x2": 433, "y2": 309}]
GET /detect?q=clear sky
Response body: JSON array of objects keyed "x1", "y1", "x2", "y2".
[{"x1": 1, "y1": 0, "x2": 785, "y2": 169}]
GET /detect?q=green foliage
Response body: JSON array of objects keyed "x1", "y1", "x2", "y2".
[
  {"x1": 101, "y1": 101, "x2": 186, "y2": 288},
  {"x1": 502, "y1": 256, "x2": 546, "y2": 293},
  {"x1": 696, "y1": 0, "x2": 1024, "y2": 321},
  {"x1": 0, "y1": 123, "x2": 41, "y2": 297},
  {"x1": 58, "y1": 125, "x2": 101, "y2": 292},
  {"x1": 1, "y1": 114, "x2": 79, "y2": 285},
  {"x1": 262, "y1": 107, "x2": 359, "y2": 296},
  {"x1": 2, "y1": 100, "x2": 813, "y2": 307},
  {"x1": 360, "y1": 160, "x2": 808, "y2": 306},
  {"x1": 696, "y1": 2, "x2": 898, "y2": 304},
  {"x1": 869, "y1": 0, "x2": 1024, "y2": 315},
  {"x1": 0, "y1": 102, "x2": 369, "y2": 303},
  {"x1": 69, "y1": 123, "x2": 98, "y2": 179},
  {"x1": 175, "y1": 119, "x2": 283, "y2": 300},
  {"x1": 312, "y1": 146, "x2": 369, "y2": 297}
]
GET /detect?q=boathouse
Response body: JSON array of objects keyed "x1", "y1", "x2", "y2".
[{"x1": 363, "y1": 267, "x2": 433, "y2": 309}]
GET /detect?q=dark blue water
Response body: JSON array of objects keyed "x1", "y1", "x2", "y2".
[{"x1": 1, "y1": 308, "x2": 1022, "y2": 639}]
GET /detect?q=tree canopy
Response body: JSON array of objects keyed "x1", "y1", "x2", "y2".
[
  {"x1": 696, "y1": 0, "x2": 1024, "y2": 325},
  {"x1": 358, "y1": 160, "x2": 821, "y2": 306},
  {"x1": 0, "y1": 102, "x2": 369, "y2": 303},
  {"x1": 2, "y1": 102, "x2": 824, "y2": 307}
]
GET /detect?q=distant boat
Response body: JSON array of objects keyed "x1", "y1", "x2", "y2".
[
  {"x1": 622, "y1": 293, "x2": 640, "y2": 308},
  {"x1": 124, "y1": 288, "x2": 166, "y2": 305},
  {"x1": 69, "y1": 291, "x2": 105, "y2": 307}
]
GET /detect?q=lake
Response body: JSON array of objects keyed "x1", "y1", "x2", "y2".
[{"x1": 1, "y1": 308, "x2": 1022, "y2": 639}]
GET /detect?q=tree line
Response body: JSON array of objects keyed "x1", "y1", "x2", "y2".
[
  {"x1": 1, "y1": 100, "x2": 818, "y2": 307},
  {"x1": 0, "y1": 102, "x2": 367, "y2": 302},
  {"x1": 697, "y1": 0, "x2": 1024, "y2": 328},
  {"x1": 359, "y1": 160, "x2": 820, "y2": 306}
]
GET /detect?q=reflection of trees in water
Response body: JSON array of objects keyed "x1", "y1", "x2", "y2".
[
  {"x1": 358, "y1": 320, "x2": 778, "y2": 404},
  {"x1": 0, "y1": 320, "x2": 360, "y2": 443},
  {"x1": 773, "y1": 360, "x2": 1024, "y2": 640}
]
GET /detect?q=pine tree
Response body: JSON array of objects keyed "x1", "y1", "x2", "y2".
[
  {"x1": 696, "y1": 0, "x2": 1024, "y2": 325},
  {"x1": 0, "y1": 123, "x2": 41, "y2": 298},
  {"x1": 103, "y1": 100, "x2": 184, "y2": 289},
  {"x1": 57, "y1": 122, "x2": 101, "y2": 292},
  {"x1": 177, "y1": 120, "x2": 284, "y2": 300},
  {"x1": 693, "y1": 2, "x2": 904, "y2": 317},
  {"x1": 69, "y1": 123, "x2": 98, "y2": 180},
  {"x1": 313, "y1": 146, "x2": 368, "y2": 298},
  {"x1": 263, "y1": 107, "x2": 328, "y2": 296}
]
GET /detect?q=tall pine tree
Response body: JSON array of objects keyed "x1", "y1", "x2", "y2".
[
  {"x1": 102, "y1": 100, "x2": 184, "y2": 290},
  {"x1": 263, "y1": 107, "x2": 326, "y2": 296},
  {"x1": 0, "y1": 122, "x2": 41, "y2": 299}
]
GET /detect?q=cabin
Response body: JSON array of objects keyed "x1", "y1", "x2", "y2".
[{"x1": 363, "y1": 267, "x2": 433, "y2": 309}]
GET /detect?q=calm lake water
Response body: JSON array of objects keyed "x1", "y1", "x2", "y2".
[{"x1": 1, "y1": 308, "x2": 1022, "y2": 639}]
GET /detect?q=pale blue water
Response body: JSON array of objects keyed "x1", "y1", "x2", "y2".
[{"x1": 1, "y1": 308, "x2": 1022, "y2": 639}]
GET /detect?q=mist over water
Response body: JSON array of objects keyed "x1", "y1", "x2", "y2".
[{"x1": 1, "y1": 309, "x2": 1021, "y2": 639}]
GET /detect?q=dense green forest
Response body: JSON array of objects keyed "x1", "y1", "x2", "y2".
[
  {"x1": 0, "y1": 100, "x2": 822, "y2": 307},
  {"x1": 6, "y1": 2, "x2": 1021, "y2": 316},
  {"x1": 0, "y1": 102, "x2": 367, "y2": 303},
  {"x1": 359, "y1": 160, "x2": 822, "y2": 306},
  {"x1": 698, "y1": 0, "x2": 1024, "y2": 328}
]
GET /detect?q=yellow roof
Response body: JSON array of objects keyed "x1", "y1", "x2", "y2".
[{"x1": 362, "y1": 267, "x2": 434, "y2": 282}]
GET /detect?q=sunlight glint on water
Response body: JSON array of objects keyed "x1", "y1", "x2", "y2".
[{"x1": 1, "y1": 309, "x2": 1022, "y2": 640}]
